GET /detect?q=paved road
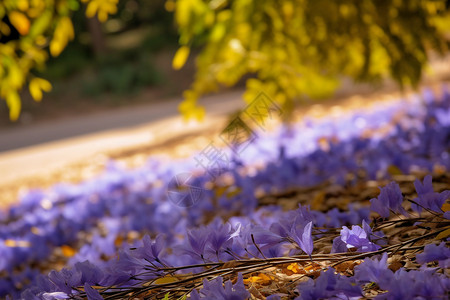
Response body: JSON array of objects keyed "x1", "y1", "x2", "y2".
[
  {"x1": 0, "y1": 90, "x2": 245, "y2": 184},
  {"x1": 0, "y1": 91, "x2": 245, "y2": 152}
]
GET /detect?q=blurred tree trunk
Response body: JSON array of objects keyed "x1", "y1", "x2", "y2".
[{"x1": 87, "y1": 16, "x2": 106, "y2": 56}]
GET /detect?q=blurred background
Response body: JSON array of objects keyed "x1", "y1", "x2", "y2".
[
  {"x1": 0, "y1": 0, "x2": 449, "y2": 127},
  {"x1": 0, "y1": 0, "x2": 187, "y2": 126},
  {"x1": 0, "y1": 0, "x2": 449, "y2": 206}
]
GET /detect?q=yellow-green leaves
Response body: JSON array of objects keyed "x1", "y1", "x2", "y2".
[
  {"x1": 9, "y1": 11, "x2": 30, "y2": 35},
  {"x1": 175, "y1": 0, "x2": 212, "y2": 45},
  {"x1": 5, "y1": 61, "x2": 25, "y2": 91},
  {"x1": 6, "y1": 91, "x2": 21, "y2": 121},
  {"x1": 28, "y1": 10, "x2": 52, "y2": 38},
  {"x1": 50, "y1": 16, "x2": 74, "y2": 56},
  {"x1": 82, "y1": 0, "x2": 118, "y2": 22},
  {"x1": 29, "y1": 78, "x2": 52, "y2": 102},
  {"x1": 1, "y1": 0, "x2": 121, "y2": 121},
  {"x1": 16, "y1": 0, "x2": 30, "y2": 12},
  {"x1": 210, "y1": 22, "x2": 226, "y2": 42},
  {"x1": 179, "y1": 91, "x2": 205, "y2": 121},
  {"x1": 172, "y1": 46, "x2": 190, "y2": 70},
  {"x1": 0, "y1": 53, "x2": 26, "y2": 123},
  {"x1": 173, "y1": 0, "x2": 449, "y2": 120}
]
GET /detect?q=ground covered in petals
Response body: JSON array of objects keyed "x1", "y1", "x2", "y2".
[{"x1": 1, "y1": 88, "x2": 449, "y2": 299}]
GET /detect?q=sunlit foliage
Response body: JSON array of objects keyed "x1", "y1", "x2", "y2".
[
  {"x1": 1, "y1": 0, "x2": 449, "y2": 121},
  {"x1": 171, "y1": 0, "x2": 450, "y2": 120},
  {"x1": 0, "y1": 0, "x2": 117, "y2": 120}
]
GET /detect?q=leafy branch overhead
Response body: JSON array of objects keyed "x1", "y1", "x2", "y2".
[
  {"x1": 171, "y1": 0, "x2": 449, "y2": 119},
  {"x1": 0, "y1": 0, "x2": 449, "y2": 121},
  {"x1": 0, "y1": 0, "x2": 118, "y2": 121}
]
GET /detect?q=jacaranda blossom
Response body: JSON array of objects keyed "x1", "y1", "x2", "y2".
[
  {"x1": 189, "y1": 273, "x2": 250, "y2": 299},
  {"x1": 415, "y1": 242, "x2": 450, "y2": 268},
  {"x1": 290, "y1": 221, "x2": 314, "y2": 257},
  {"x1": 296, "y1": 268, "x2": 362, "y2": 300},
  {"x1": 370, "y1": 182, "x2": 408, "y2": 218},
  {"x1": 411, "y1": 175, "x2": 450, "y2": 214},
  {"x1": 354, "y1": 252, "x2": 392, "y2": 288},
  {"x1": 332, "y1": 221, "x2": 381, "y2": 253}
]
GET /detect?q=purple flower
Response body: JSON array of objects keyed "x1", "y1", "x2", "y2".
[
  {"x1": 73, "y1": 261, "x2": 104, "y2": 286},
  {"x1": 268, "y1": 221, "x2": 292, "y2": 240},
  {"x1": 134, "y1": 235, "x2": 166, "y2": 265},
  {"x1": 375, "y1": 267, "x2": 450, "y2": 299},
  {"x1": 294, "y1": 205, "x2": 314, "y2": 225},
  {"x1": 354, "y1": 253, "x2": 393, "y2": 289},
  {"x1": 189, "y1": 289, "x2": 202, "y2": 300},
  {"x1": 370, "y1": 182, "x2": 407, "y2": 218},
  {"x1": 362, "y1": 219, "x2": 372, "y2": 236},
  {"x1": 183, "y1": 227, "x2": 210, "y2": 261},
  {"x1": 229, "y1": 222, "x2": 253, "y2": 256},
  {"x1": 416, "y1": 242, "x2": 450, "y2": 268},
  {"x1": 296, "y1": 268, "x2": 362, "y2": 300},
  {"x1": 411, "y1": 175, "x2": 450, "y2": 213},
  {"x1": 107, "y1": 250, "x2": 144, "y2": 276},
  {"x1": 190, "y1": 273, "x2": 250, "y2": 299},
  {"x1": 42, "y1": 292, "x2": 69, "y2": 300},
  {"x1": 331, "y1": 236, "x2": 348, "y2": 253},
  {"x1": 69, "y1": 245, "x2": 101, "y2": 268},
  {"x1": 47, "y1": 268, "x2": 82, "y2": 295},
  {"x1": 205, "y1": 221, "x2": 234, "y2": 259},
  {"x1": 252, "y1": 226, "x2": 284, "y2": 246},
  {"x1": 332, "y1": 222, "x2": 381, "y2": 253},
  {"x1": 84, "y1": 283, "x2": 103, "y2": 300},
  {"x1": 242, "y1": 225, "x2": 286, "y2": 258},
  {"x1": 97, "y1": 267, "x2": 133, "y2": 287},
  {"x1": 435, "y1": 108, "x2": 450, "y2": 126},
  {"x1": 290, "y1": 221, "x2": 314, "y2": 257},
  {"x1": 444, "y1": 211, "x2": 450, "y2": 220},
  {"x1": 259, "y1": 243, "x2": 285, "y2": 258},
  {"x1": 28, "y1": 274, "x2": 56, "y2": 296}
]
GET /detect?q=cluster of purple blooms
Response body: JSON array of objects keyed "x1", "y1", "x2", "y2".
[
  {"x1": 331, "y1": 220, "x2": 382, "y2": 253},
  {"x1": 0, "y1": 88, "x2": 449, "y2": 299},
  {"x1": 298, "y1": 251, "x2": 450, "y2": 300}
]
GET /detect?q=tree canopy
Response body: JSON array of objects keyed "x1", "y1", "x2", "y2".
[
  {"x1": 0, "y1": 0, "x2": 449, "y2": 121},
  {"x1": 0, "y1": 0, "x2": 118, "y2": 121},
  {"x1": 172, "y1": 0, "x2": 449, "y2": 119}
]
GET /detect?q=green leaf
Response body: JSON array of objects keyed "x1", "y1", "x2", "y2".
[{"x1": 28, "y1": 10, "x2": 52, "y2": 38}]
